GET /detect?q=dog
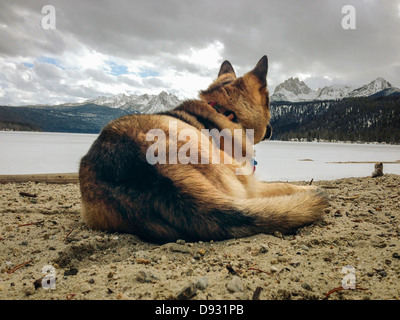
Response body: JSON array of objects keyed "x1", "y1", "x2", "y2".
[{"x1": 79, "y1": 56, "x2": 328, "y2": 243}]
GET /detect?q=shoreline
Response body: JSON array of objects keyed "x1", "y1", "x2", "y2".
[
  {"x1": 0, "y1": 173, "x2": 78, "y2": 184},
  {"x1": 2, "y1": 130, "x2": 400, "y2": 146}
]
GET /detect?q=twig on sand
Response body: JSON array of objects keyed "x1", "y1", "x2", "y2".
[
  {"x1": 309, "y1": 178, "x2": 314, "y2": 185},
  {"x1": 18, "y1": 220, "x2": 44, "y2": 227},
  {"x1": 63, "y1": 229, "x2": 74, "y2": 241},
  {"x1": 324, "y1": 285, "x2": 368, "y2": 299},
  {"x1": 7, "y1": 259, "x2": 33, "y2": 275}
]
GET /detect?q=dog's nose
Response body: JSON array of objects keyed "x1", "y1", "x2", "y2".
[{"x1": 263, "y1": 124, "x2": 273, "y2": 140}]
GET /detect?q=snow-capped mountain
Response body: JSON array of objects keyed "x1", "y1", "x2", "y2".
[
  {"x1": 271, "y1": 77, "x2": 318, "y2": 102},
  {"x1": 85, "y1": 91, "x2": 181, "y2": 113},
  {"x1": 271, "y1": 77, "x2": 400, "y2": 102},
  {"x1": 315, "y1": 84, "x2": 356, "y2": 100},
  {"x1": 347, "y1": 78, "x2": 393, "y2": 98}
]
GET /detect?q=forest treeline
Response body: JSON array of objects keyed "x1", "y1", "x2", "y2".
[{"x1": 270, "y1": 96, "x2": 400, "y2": 144}]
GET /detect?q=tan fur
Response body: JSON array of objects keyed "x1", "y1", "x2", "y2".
[{"x1": 79, "y1": 56, "x2": 328, "y2": 243}]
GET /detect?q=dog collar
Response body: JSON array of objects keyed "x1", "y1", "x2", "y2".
[{"x1": 208, "y1": 102, "x2": 237, "y2": 123}]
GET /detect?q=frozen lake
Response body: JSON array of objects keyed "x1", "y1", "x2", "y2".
[{"x1": 1, "y1": 131, "x2": 399, "y2": 181}]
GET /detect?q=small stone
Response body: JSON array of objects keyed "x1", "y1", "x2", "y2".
[
  {"x1": 301, "y1": 282, "x2": 313, "y2": 291},
  {"x1": 273, "y1": 231, "x2": 284, "y2": 239},
  {"x1": 168, "y1": 244, "x2": 192, "y2": 254},
  {"x1": 195, "y1": 276, "x2": 208, "y2": 290},
  {"x1": 227, "y1": 276, "x2": 244, "y2": 293},
  {"x1": 94, "y1": 236, "x2": 104, "y2": 242},
  {"x1": 177, "y1": 283, "x2": 197, "y2": 300},
  {"x1": 378, "y1": 270, "x2": 387, "y2": 277},
  {"x1": 80, "y1": 282, "x2": 92, "y2": 293},
  {"x1": 372, "y1": 162, "x2": 383, "y2": 178},
  {"x1": 260, "y1": 244, "x2": 269, "y2": 253},
  {"x1": 21, "y1": 240, "x2": 28, "y2": 246},
  {"x1": 117, "y1": 293, "x2": 130, "y2": 300},
  {"x1": 23, "y1": 284, "x2": 35, "y2": 296},
  {"x1": 392, "y1": 253, "x2": 400, "y2": 259},
  {"x1": 301, "y1": 245, "x2": 310, "y2": 251},
  {"x1": 270, "y1": 266, "x2": 278, "y2": 273},
  {"x1": 89, "y1": 254, "x2": 97, "y2": 261},
  {"x1": 197, "y1": 248, "x2": 205, "y2": 256},
  {"x1": 64, "y1": 267, "x2": 79, "y2": 276},
  {"x1": 176, "y1": 239, "x2": 185, "y2": 245},
  {"x1": 136, "y1": 270, "x2": 158, "y2": 283}
]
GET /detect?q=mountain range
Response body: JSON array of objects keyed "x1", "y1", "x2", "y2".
[
  {"x1": 271, "y1": 77, "x2": 400, "y2": 102},
  {"x1": 61, "y1": 91, "x2": 181, "y2": 113}
]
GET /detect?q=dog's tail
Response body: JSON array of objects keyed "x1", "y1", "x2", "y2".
[{"x1": 218, "y1": 190, "x2": 328, "y2": 239}]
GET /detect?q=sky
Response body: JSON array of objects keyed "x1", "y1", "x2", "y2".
[{"x1": 0, "y1": 0, "x2": 400, "y2": 106}]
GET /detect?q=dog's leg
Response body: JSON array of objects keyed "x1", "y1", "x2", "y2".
[{"x1": 250, "y1": 181, "x2": 318, "y2": 198}]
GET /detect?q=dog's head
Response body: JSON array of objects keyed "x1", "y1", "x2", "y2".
[{"x1": 199, "y1": 55, "x2": 272, "y2": 144}]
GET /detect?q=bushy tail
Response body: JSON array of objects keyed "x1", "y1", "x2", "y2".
[{"x1": 224, "y1": 189, "x2": 328, "y2": 238}]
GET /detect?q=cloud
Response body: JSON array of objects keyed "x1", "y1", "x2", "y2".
[{"x1": 0, "y1": 0, "x2": 399, "y2": 105}]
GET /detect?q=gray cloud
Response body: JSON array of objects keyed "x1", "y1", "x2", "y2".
[{"x1": 0, "y1": 0, "x2": 399, "y2": 105}]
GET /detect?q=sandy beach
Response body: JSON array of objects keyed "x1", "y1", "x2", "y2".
[{"x1": 0, "y1": 173, "x2": 399, "y2": 300}]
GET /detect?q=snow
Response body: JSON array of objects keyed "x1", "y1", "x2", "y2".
[
  {"x1": 1, "y1": 132, "x2": 399, "y2": 182},
  {"x1": 271, "y1": 77, "x2": 397, "y2": 102},
  {"x1": 67, "y1": 91, "x2": 182, "y2": 114}
]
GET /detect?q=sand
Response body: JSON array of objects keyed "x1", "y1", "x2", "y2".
[{"x1": 0, "y1": 173, "x2": 399, "y2": 300}]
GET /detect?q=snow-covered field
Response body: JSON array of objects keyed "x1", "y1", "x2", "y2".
[{"x1": 1, "y1": 131, "x2": 399, "y2": 181}]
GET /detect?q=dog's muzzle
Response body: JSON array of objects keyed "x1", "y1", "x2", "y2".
[{"x1": 262, "y1": 124, "x2": 273, "y2": 140}]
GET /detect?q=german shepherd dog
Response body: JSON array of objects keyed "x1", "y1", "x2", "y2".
[{"x1": 79, "y1": 56, "x2": 328, "y2": 243}]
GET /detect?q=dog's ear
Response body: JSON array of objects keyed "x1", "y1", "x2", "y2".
[
  {"x1": 250, "y1": 55, "x2": 268, "y2": 87},
  {"x1": 218, "y1": 60, "x2": 236, "y2": 78}
]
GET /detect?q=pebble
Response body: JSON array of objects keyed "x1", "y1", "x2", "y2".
[
  {"x1": 301, "y1": 245, "x2": 310, "y2": 251},
  {"x1": 195, "y1": 276, "x2": 208, "y2": 290},
  {"x1": 89, "y1": 254, "x2": 97, "y2": 261},
  {"x1": 136, "y1": 270, "x2": 158, "y2": 283},
  {"x1": 177, "y1": 283, "x2": 197, "y2": 300},
  {"x1": 392, "y1": 253, "x2": 400, "y2": 259},
  {"x1": 64, "y1": 267, "x2": 79, "y2": 276},
  {"x1": 260, "y1": 244, "x2": 269, "y2": 253},
  {"x1": 226, "y1": 276, "x2": 244, "y2": 293},
  {"x1": 20, "y1": 240, "x2": 28, "y2": 246},
  {"x1": 273, "y1": 231, "x2": 284, "y2": 239},
  {"x1": 23, "y1": 284, "x2": 35, "y2": 296},
  {"x1": 168, "y1": 243, "x2": 192, "y2": 254},
  {"x1": 270, "y1": 266, "x2": 278, "y2": 273},
  {"x1": 80, "y1": 282, "x2": 92, "y2": 293},
  {"x1": 117, "y1": 293, "x2": 130, "y2": 300},
  {"x1": 301, "y1": 282, "x2": 313, "y2": 291}
]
